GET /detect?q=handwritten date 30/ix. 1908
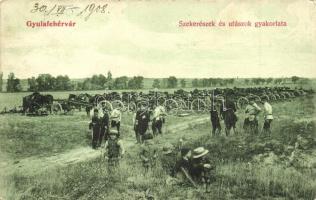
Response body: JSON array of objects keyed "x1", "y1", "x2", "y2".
[{"x1": 30, "y1": 3, "x2": 109, "y2": 21}]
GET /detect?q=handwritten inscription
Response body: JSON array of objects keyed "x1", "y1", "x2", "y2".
[{"x1": 30, "y1": 3, "x2": 109, "y2": 21}]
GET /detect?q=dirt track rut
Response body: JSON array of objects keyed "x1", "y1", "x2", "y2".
[{"x1": 2, "y1": 116, "x2": 209, "y2": 175}]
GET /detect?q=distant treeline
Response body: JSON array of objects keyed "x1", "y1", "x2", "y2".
[{"x1": 0, "y1": 71, "x2": 312, "y2": 92}]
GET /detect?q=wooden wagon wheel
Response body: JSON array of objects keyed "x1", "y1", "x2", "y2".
[
  {"x1": 191, "y1": 99, "x2": 207, "y2": 113},
  {"x1": 237, "y1": 97, "x2": 249, "y2": 109},
  {"x1": 288, "y1": 92, "x2": 295, "y2": 98},
  {"x1": 111, "y1": 100, "x2": 126, "y2": 112},
  {"x1": 279, "y1": 93, "x2": 286, "y2": 100},
  {"x1": 273, "y1": 93, "x2": 280, "y2": 100},
  {"x1": 176, "y1": 99, "x2": 188, "y2": 111},
  {"x1": 51, "y1": 102, "x2": 63, "y2": 115},
  {"x1": 247, "y1": 94, "x2": 261, "y2": 102},
  {"x1": 157, "y1": 96, "x2": 166, "y2": 106},
  {"x1": 127, "y1": 102, "x2": 136, "y2": 112},
  {"x1": 96, "y1": 95, "x2": 107, "y2": 105},
  {"x1": 178, "y1": 99, "x2": 190, "y2": 110},
  {"x1": 215, "y1": 94, "x2": 224, "y2": 100},
  {"x1": 260, "y1": 94, "x2": 270, "y2": 102},
  {"x1": 268, "y1": 94, "x2": 277, "y2": 101},
  {"x1": 97, "y1": 100, "x2": 113, "y2": 111},
  {"x1": 164, "y1": 99, "x2": 179, "y2": 115},
  {"x1": 283, "y1": 92, "x2": 291, "y2": 99},
  {"x1": 137, "y1": 100, "x2": 150, "y2": 110}
]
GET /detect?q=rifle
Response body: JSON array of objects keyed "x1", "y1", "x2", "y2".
[
  {"x1": 212, "y1": 90, "x2": 215, "y2": 111},
  {"x1": 181, "y1": 167, "x2": 198, "y2": 188}
]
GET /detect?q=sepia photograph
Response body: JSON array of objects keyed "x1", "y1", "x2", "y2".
[{"x1": 0, "y1": 0, "x2": 315, "y2": 199}]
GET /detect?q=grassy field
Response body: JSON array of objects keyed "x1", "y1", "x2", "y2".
[{"x1": 0, "y1": 95, "x2": 315, "y2": 199}]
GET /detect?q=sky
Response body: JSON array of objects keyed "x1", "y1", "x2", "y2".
[{"x1": 0, "y1": 0, "x2": 315, "y2": 79}]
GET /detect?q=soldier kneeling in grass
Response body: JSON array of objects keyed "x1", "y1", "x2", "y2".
[
  {"x1": 103, "y1": 129, "x2": 125, "y2": 172},
  {"x1": 190, "y1": 147, "x2": 216, "y2": 193}
]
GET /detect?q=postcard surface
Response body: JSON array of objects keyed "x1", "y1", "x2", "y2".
[{"x1": 0, "y1": 0, "x2": 315, "y2": 199}]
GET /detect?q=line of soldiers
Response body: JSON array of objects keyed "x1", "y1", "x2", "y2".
[
  {"x1": 133, "y1": 104, "x2": 166, "y2": 144},
  {"x1": 88, "y1": 107, "x2": 121, "y2": 149},
  {"x1": 210, "y1": 95, "x2": 273, "y2": 136},
  {"x1": 88, "y1": 102, "x2": 167, "y2": 150},
  {"x1": 89, "y1": 103, "x2": 215, "y2": 192}
]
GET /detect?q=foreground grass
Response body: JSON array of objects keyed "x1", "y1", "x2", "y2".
[
  {"x1": 5, "y1": 117, "x2": 316, "y2": 200},
  {"x1": 2, "y1": 97, "x2": 316, "y2": 199}
]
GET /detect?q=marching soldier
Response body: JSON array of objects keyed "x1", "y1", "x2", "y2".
[
  {"x1": 89, "y1": 108, "x2": 101, "y2": 149},
  {"x1": 103, "y1": 129, "x2": 125, "y2": 172},
  {"x1": 135, "y1": 104, "x2": 151, "y2": 143}
]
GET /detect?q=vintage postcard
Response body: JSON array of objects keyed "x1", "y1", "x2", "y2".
[{"x1": 0, "y1": 0, "x2": 315, "y2": 199}]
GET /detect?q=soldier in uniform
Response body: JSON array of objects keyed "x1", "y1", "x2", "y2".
[
  {"x1": 85, "y1": 105, "x2": 92, "y2": 117},
  {"x1": 220, "y1": 94, "x2": 238, "y2": 136},
  {"x1": 261, "y1": 98, "x2": 273, "y2": 135},
  {"x1": 135, "y1": 104, "x2": 151, "y2": 143},
  {"x1": 152, "y1": 105, "x2": 166, "y2": 136},
  {"x1": 174, "y1": 148, "x2": 195, "y2": 187},
  {"x1": 210, "y1": 98, "x2": 222, "y2": 136},
  {"x1": 110, "y1": 108, "x2": 121, "y2": 136},
  {"x1": 132, "y1": 110, "x2": 139, "y2": 143},
  {"x1": 100, "y1": 107, "x2": 110, "y2": 145},
  {"x1": 139, "y1": 133, "x2": 158, "y2": 172},
  {"x1": 103, "y1": 129, "x2": 125, "y2": 172},
  {"x1": 243, "y1": 98, "x2": 261, "y2": 135},
  {"x1": 190, "y1": 147, "x2": 215, "y2": 193},
  {"x1": 89, "y1": 108, "x2": 101, "y2": 149}
]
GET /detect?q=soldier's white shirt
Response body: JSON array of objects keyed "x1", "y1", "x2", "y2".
[
  {"x1": 245, "y1": 103, "x2": 261, "y2": 116},
  {"x1": 263, "y1": 102, "x2": 273, "y2": 119},
  {"x1": 153, "y1": 106, "x2": 165, "y2": 119},
  {"x1": 111, "y1": 109, "x2": 121, "y2": 122}
]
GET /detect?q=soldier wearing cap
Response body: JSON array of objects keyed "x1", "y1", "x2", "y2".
[
  {"x1": 243, "y1": 98, "x2": 261, "y2": 134},
  {"x1": 89, "y1": 108, "x2": 101, "y2": 149},
  {"x1": 220, "y1": 93, "x2": 238, "y2": 136},
  {"x1": 210, "y1": 98, "x2": 222, "y2": 136},
  {"x1": 110, "y1": 108, "x2": 121, "y2": 136},
  {"x1": 135, "y1": 103, "x2": 151, "y2": 143},
  {"x1": 190, "y1": 147, "x2": 215, "y2": 193},
  {"x1": 104, "y1": 129, "x2": 125, "y2": 171},
  {"x1": 152, "y1": 105, "x2": 166, "y2": 136},
  {"x1": 261, "y1": 98, "x2": 273, "y2": 135},
  {"x1": 100, "y1": 107, "x2": 110, "y2": 145}
]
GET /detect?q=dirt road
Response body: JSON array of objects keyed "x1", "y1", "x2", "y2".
[{"x1": 2, "y1": 115, "x2": 210, "y2": 175}]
